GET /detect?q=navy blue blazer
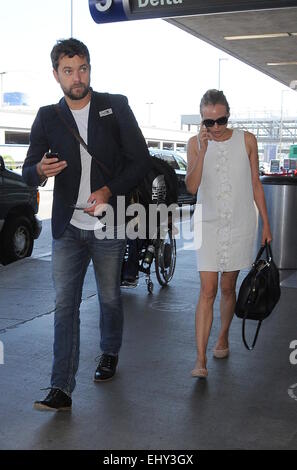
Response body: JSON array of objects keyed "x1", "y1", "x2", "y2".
[{"x1": 22, "y1": 91, "x2": 151, "y2": 238}]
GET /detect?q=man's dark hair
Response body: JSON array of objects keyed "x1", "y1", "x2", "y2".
[
  {"x1": 51, "y1": 38, "x2": 90, "y2": 71},
  {"x1": 200, "y1": 89, "x2": 230, "y2": 115}
]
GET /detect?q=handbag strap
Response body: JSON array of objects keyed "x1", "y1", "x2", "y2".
[
  {"x1": 242, "y1": 318, "x2": 262, "y2": 351},
  {"x1": 266, "y1": 242, "x2": 273, "y2": 261},
  {"x1": 54, "y1": 103, "x2": 112, "y2": 179},
  {"x1": 254, "y1": 241, "x2": 273, "y2": 265}
]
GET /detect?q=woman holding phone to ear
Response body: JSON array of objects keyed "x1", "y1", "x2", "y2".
[{"x1": 186, "y1": 89, "x2": 272, "y2": 378}]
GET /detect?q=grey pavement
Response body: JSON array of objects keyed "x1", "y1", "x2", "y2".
[{"x1": 0, "y1": 237, "x2": 297, "y2": 450}]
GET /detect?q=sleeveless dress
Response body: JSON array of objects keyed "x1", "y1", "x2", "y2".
[{"x1": 195, "y1": 129, "x2": 258, "y2": 272}]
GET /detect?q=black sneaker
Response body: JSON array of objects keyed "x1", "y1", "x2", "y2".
[
  {"x1": 33, "y1": 388, "x2": 72, "y2": 411},
  {"x1": 94, "y1": 354, "x2": 118, "y2": 382}
]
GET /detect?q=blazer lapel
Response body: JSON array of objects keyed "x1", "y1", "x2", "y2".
[
  {"x1": 87, "y1": 91, "x2": 112, "y2": 161},
  {"x1": 88, "y1": 92, "x2": 99, "y2": 150},
  {"x1": 59, "y1": 97, "x2": 80, "y2": 134},
  {"x1": 57, "y1": 97, "x2": 82, "y2": 173}
]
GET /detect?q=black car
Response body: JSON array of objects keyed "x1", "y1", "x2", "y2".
[
  {"x1": 148, "y1": 148, "x2": 197, "y2": 205},
  {"x1": 0, "y1": 156, "x2": 42, "y2": 265}
]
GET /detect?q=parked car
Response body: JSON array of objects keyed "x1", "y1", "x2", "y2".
[
  {"x1": 0, "y1": 155, "x2": 42, "y2": 265},
  {"x1": 148, "y1": 148, "x2": 197, "y2": 206}
]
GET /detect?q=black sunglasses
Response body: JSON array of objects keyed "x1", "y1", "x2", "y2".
[{"x1": 202, "y1": 116, "x2": 228, "y2": 128}]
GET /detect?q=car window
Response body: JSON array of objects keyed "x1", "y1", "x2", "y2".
[
  {"x1": 174, "y1": 155, "x2": 187, "y2": 171},
  {"x1": 159, "y1": 153, "x2": 179, "y2": 170}
]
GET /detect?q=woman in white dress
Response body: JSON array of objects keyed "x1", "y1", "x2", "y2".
[{"x1": 186, "y1": 90, "x2": 272, "y2": 378}]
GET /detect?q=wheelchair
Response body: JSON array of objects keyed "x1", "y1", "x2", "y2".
[
  {"x1": 121, "y1": 167, "x2": 178, "y2": 293},
  {"x1": 121, "y1": 221, "x2": 177, "y2": 294}
]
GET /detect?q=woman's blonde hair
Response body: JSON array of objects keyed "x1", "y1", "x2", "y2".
[{"x1": 200, "y1": 89, "x2": 230, "y2": 115}]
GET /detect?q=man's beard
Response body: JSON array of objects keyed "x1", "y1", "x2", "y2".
[{"x1": 63, "y1": 82, "x2": 90, "y2": 101}]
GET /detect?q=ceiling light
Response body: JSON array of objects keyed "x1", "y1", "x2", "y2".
[
  {"x1": 224, "y1": 33, "x2": 297, "y2": 40},
  {"x1": 267, "y1": 61, "x2": 297, "y2": 66}
]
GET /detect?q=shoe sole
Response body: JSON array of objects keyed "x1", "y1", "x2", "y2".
[
  {"x1": 213, "y1": 348, "x2": 229, "y2": 359},
  {"x1": 33, "y1": 403, "x2": 71, "y2": 412},
  {"x1": 191, "y1": 369, "x2": 208, "y2": 378},
  {"x1": 120, "y1": 284, "x2": 138, "y2": 289},
  {"x1": 93, "y1": 375, "x2": 115, "y2": 383}
]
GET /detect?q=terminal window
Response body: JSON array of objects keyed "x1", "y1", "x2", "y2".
[
  {"x1": 176, "y1": 143, "x2": 187, "y2": 153},
  {"x1": 5, "y1": 131, "x2": 30, "y2": 145},
  {"x1": 147, "y1": 140, "x2": 160, "y2": 148},
  {"x1": 162, "y1": 142, "x2": 174, "y2": 150}
]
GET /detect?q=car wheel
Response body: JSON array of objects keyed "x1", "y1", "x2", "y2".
[{"x1": 0, "y1": 216, "x2": 34, "y2": 265}]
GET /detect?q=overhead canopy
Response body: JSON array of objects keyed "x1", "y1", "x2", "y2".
[{"x1": 166, "y1": 6, "x2": 297, "y2": 88}]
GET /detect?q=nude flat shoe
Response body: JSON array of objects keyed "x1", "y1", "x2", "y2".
[
  {"x1": 191, "y1": 367, "x2": 208, "y2": 378},
  {"x1": 213, "y1": 347, "x2": 229, "y2": 359}
]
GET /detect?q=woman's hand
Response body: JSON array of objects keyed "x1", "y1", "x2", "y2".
[
  {"x1": 198, "y1": 124, "x2": 211, "y2": 154},
  {"x1": 261, "y1": 224, "x2": 272, "y2": 245}
]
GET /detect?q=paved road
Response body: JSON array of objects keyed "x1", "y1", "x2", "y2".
[{"x1": 1, "y1": 188, "x2": 297, "y2": 450}]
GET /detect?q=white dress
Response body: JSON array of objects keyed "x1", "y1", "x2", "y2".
[{"x1": 195, "y1": 129, "x2": 257, "y2": 272}]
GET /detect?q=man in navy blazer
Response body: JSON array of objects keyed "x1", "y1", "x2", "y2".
[{"x1": 23, "y1": 38, "x2": 151, "y2": 411}]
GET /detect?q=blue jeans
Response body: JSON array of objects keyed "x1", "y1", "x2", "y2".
[{"x1": 51, "y1": 224, "x2": 126, "y2": 395}]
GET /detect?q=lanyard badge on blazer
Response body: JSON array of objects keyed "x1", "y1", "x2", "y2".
[{"x1": 99, "y1": 108, "x2": 113, "y2": 117}]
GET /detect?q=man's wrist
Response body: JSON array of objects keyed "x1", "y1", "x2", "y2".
[
  {"x1": 36, "y1": 162, "x2": 45, "y2": 177},
  {"x1": 36, "y1": 162, "x2": 47, "y2": 185},
  {"x1": 102, "y1": 185, "x2": 112, "y2": 198}
]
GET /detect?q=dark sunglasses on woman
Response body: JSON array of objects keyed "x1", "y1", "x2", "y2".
[{"x1": 202, "y1": 116, "x2": 228, "y2": 128}]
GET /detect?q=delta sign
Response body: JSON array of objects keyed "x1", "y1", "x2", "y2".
[{"x1": 89, "y1": 0, "x2": 297, "y2": 24}]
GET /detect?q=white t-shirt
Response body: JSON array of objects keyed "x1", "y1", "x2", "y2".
[{"x1": 70, "y1": 102, "x2": 98, "y2": 231}]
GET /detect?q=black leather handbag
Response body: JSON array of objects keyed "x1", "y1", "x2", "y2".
[{"x1": 235, "y1": 242, "x2": 281, "y2": 350}]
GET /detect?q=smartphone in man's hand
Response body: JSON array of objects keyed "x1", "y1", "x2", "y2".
[{"x1": 45, "y1": 152, "x2": 60, "y2": 160}]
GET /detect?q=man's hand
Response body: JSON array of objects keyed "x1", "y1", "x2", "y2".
[
  {"x1": 37, "y1": 153, "x2": 67, "y2": 179},
  {"x1": 84, "y1": 186, "x2": 112, "y2": 217}
]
